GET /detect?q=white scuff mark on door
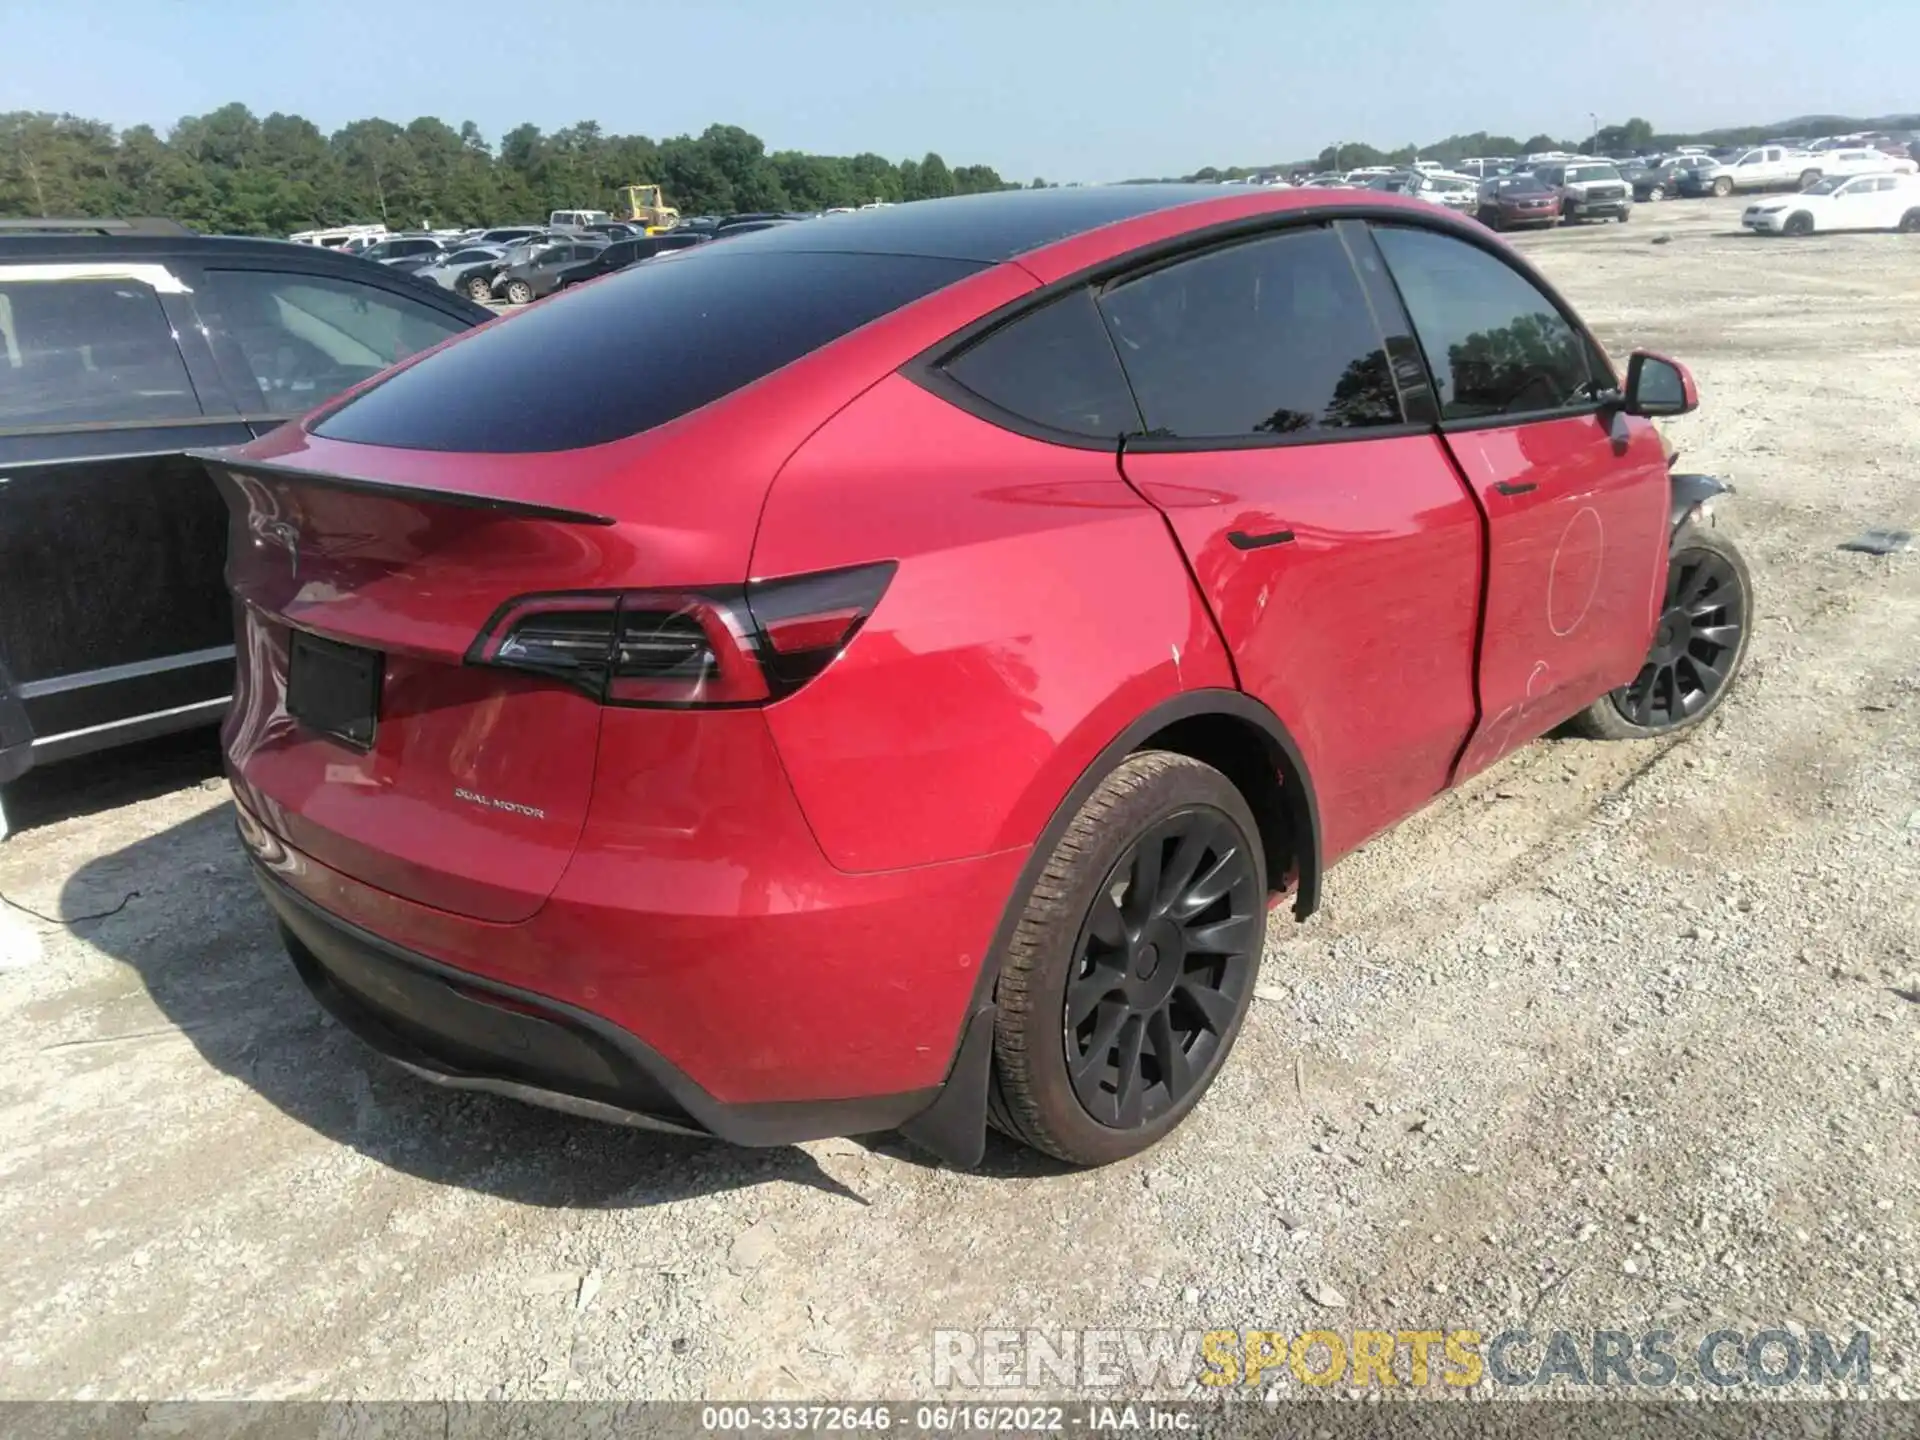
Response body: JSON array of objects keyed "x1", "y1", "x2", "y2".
[
  {"x1": 1171, "y1": 643, "x2": 1182, "y2": 684},
  {"x1": 0, "y1": 262, "x2": 192, "y2": 294}
]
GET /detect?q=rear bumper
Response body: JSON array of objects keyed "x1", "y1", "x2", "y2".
[{"x1": 256, "y1": 860, "x2": 944, "y2": 1146}]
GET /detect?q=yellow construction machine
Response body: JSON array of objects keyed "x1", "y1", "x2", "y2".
[{"x1": 620, "y1": 184, "x2": 681, "y2": 233}]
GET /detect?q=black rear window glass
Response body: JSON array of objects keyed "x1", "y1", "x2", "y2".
[
  {"x1": 315, "y1": 250, "x2": 980, "y2": 452},
  {"x1": 942, "y1": 289, "x2": 1142, "y2": 440},
  {"x1": 0, "y1": 277, "x2": 199, "y2": 428}
]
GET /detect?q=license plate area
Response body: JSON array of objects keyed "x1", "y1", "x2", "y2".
[{"x1": 287, "y1": 631, "x2": 383, "y2": 751}]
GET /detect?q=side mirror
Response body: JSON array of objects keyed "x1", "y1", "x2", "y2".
[{"x1": 1623, "y1": 350, "x2": 1697, "y2": 418}]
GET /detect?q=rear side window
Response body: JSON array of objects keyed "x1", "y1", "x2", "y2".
[
  {"x1": 1095, "y1": 226, "x2": 1403, "y2": 440},
  {"x1": 1372, "y1": 226, "x2": 1597, "y2": 421},
  {"x1": 0, "y1": 276, "x2": 198, "y2": 428},
  {"x1": 201, "y1": 269, "x2": 467, "y2": 414},
  {"x1": 316, "y1": 250, "x2": 982, "y2": 453},
  {"x1": 941, "y1": 289, "x2": 1141, "y2": 440}
]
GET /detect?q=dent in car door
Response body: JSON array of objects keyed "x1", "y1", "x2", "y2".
[
  {"x1": 1369, "y1": 224, "x2": 1669, "y2": 782},
  {"x1": 1103, "y1": 224, "x2": 1484, "y2": 862},
  {"x1": 0, "y1": 267, "x2": 250, "y2": 755}
]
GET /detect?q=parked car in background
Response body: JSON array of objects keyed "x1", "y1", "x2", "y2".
[
  {"x1": 289, "y1": 223, "x2": 387, "y2": 249},
  {"x1": 553, "y1": 231, "x2": 711, "y2": 290},
  {"x1": 360, "y1": 234, "x2": 444, "y2": 265},
  {"x1": 1474, "y1": 173, "x2": 1563, "y2": 230},
  {"x1": 1742, "y1": 172, "x2": 1920, "y2": 235},
  {"x1": 1680, "y1": 146, "x2": 1820, "y2": 197},
  {"x1": 1456, "y1": 157, "x2": 1517, "y2": 178},
  {"x1": 416, "y1": 245, "x2": 508, "y2": 297},
  {"x1": 472, "y1": 226, "x2": 549, "y2": 248},
  {"x1": 1629, "y1": 154, "x2": 1717, "y2": 200},
  {"x1": 549, "y1": 209, "x2": 614, "y2": 231},
  {"x1": 582, "y1": 221, "x2": 644, "y2": 240},
  {"x1": 491, "y1": 238, "x2": 608, "y2": 304},
  {"x1": 1799, "y1": 147, "x2": 1919, "y2": 182},
  {"x1": 1532, "y1": 161, "x2": 1633, "y2": 222},
  {"x1": 0, "y1": 219, "x2": 490, "y2": 835},
  {"x1": 198, "y1": 185, "x2": 1741, "y2": 1167}
]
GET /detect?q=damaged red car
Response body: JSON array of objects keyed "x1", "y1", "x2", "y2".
[{"x1": 202, "y1": 186, "x2": 1751, "y2": 1168}]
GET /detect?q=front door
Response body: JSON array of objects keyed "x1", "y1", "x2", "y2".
[
  {"x1": 0, "y1": 266, "x2": 250, "y2": 757},
  {"x1": 1104, "y1": 223, "x2": 1485, "y2": 861},
  {"x1": 1368, "y1": 224, "x2": 1670, "y2": 782}
]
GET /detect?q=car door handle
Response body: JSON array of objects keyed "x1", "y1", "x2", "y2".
[
  {"x1": 1494, "y1": 481, "x2": 1538, "y2": 496},
  {"x1": 1228, "y1": 528, "x2": 1296, "y2": 550}
]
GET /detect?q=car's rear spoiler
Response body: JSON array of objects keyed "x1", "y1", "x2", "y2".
[{"x1": 187, "y1": 451, "x2": 618, "y2": 526}]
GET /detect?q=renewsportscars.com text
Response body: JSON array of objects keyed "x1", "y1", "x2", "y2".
[{"x1": 931, "y1": 1326, "x2": 1871, "y2": 1390}]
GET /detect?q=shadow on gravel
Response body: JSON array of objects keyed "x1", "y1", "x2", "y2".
[
  {"x1": 61, "y1": 801, "x2": 955, "y2": 1209},
  {"x1": 4, "y1": 728, "x2": 224, "y2": 835}
]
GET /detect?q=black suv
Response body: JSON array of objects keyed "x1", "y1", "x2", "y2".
[{"x1": 0, "y1": 218, "x2": 490, "y2": 835}]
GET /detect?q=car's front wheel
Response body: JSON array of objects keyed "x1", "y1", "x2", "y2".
[
  {"x1": 1712, "y1": 177, "x2": 1734, "y2": 198},
  {"x1": 989, "y1": 751, "x2": 1267, "y2": 1166},
  {"x1": 1899, "y1": 209, "x2": 1920, "y2": 234},
  {"x1": 1784, "y1": 211, "x2": 1815, "y2": 237},
  {"x1": 1648, "y1": 184, "x2": 1666, "y2": 201},
  {"x1": 1570, "y1": 524, "x2": 1752, "y2": 740}
]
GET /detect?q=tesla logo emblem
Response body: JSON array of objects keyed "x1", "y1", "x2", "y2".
[{"x1": 259, "y1": 519, "x2": 301, "y2": 580}]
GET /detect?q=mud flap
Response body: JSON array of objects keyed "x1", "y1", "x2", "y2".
[{"x1": 897, "y1": 1004, "x2": 995, "y2": 1168}]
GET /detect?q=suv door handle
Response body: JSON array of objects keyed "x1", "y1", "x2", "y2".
[
  {"x1": 1494, "y1": 481, "x2": 1538, "y2": 496},
  {"x1": 1228, "y1": 528, "x2": 1296, "y2": 550}
]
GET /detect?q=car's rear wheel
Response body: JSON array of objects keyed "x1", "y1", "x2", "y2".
[
  {"x1": 1899, "y1": 209, "x2": 1920, "y2": 234},
  {"x1": 1569, "y1": 525, "x2": 1752, "y2": 741},
  {"x1": 1799, "y1": 169, "x2": 1823, "y2": 189},
  {"x1": 505, "y1": 280, "x2": 534, "y2": 305},
  {"x1": 1648, "y1": 184, "x2": 1666, "y2": 202},
  {"x1": 1784, "y1": 211, "x2": 1815, "y2": 237},
  {"x1": 989, "y1": 751, "x2": 1266, "y2": 1166},
  {"x1": 464, "y1": 276, "x2": 493, "y2": 302},
  {"x1": 1712, "y1": 177, "x2": 1734, "y2": 198}
]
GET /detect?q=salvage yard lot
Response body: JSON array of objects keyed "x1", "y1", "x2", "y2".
[{"x1": 2, "y1": 196, "x2": 1916, "y2": 1400}]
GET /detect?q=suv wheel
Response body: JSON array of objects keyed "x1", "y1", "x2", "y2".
[
  {"x1": 1570, "y1": 525, "x2": 1752, "y2": 740},
  {"x1": 464, "y1": 277, "x2": 493, "y2": 302},
  {"x1": 1647, "y1": 184, "x2": 1666, "y2": 201},
  {"x1": 1899, "y1": 209, "x2": 1920, "y2": 234},
  {"x1": 1799, "y1": 169, "x2": 1823, "y2": 189},
  {"x1": 989, "y1": 751, "x2": 1267, "y2": 1166},
  {"x1": 1712, "y1": 177, "x2": 1734, "y2": 198}
]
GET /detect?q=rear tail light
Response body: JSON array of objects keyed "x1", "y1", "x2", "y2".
[{"x1": 466, "y1": 562, "x2": 896, "y2": 708}]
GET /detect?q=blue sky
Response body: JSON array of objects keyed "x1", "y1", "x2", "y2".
[{"x1": 10, "y1": 0, "x2": 1914, "y2": 182}]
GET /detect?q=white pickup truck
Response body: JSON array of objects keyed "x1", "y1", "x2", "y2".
[{"x1": 1679, "y1": 146, "x2": 1822, "y2": 197}]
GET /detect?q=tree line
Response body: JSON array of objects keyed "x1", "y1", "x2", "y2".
[{"x1": 0, "y1": 105, "x2": 1030, "y2": 236}]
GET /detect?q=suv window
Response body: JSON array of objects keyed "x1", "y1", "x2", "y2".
[
  {"x1": 1095, "y1": 226, "x2": 1402, "y2": 440},
  {"x1": 1371, "y1": 226, "x2": 1596, "y2": 421},
  {"x1": 316, "y1": 250, "x2": 982, "y2": 452},
  {"x1": 942, "y1": 289, "x2": 1141, "y2": 440},
  {"x1": 0, "y1": 275, "x2": 198, "y2": 428},
  {"x1": 201, "y1": 269, "x2": 467, "y2": 412}
]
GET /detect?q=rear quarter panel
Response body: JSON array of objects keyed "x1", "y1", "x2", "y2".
[{"x1": 752, "y1": 374, "x2": 1234, "y2": 873}]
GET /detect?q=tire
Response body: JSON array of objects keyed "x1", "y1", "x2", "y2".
[
  {"x1": 1568, "y1": 524, "x2": 1752, "y2": 741},
  {"x1": 988, "y1": 751, "x2": 1267, "y2": 1166},
  {"x1": 1647, "y1": 184, "x2": 1666, "y2": 202},
  {"x1": 1478, "y1": 209, "x2": 1503, "y2": 232},
  {"x1": 505, "y1": 280, "x2": 534, "y2": 305},
  {"x1": 1899, "y1": 209, "x2": 1920, "y2": 234},
  {"x1": 1799, "y1": 170, "x2": 1822, "y2": 189},
  {"x1": 1712, "y1": 177, "x2": 1734, "y2": 198},
  {"x1": 463, "y1": 276, "x2": 493, "y2": 302},
  {"x1": 1617, "y1": 209, "x2": 1632, "y2": 223},
  {"x1": 1783, "y1": 212, "x2": 1815, "y2": 237}
]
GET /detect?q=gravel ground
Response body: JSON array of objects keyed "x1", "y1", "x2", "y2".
[{"x1": 1, "y1": 196, "x2": 1916, "y2": 1403}]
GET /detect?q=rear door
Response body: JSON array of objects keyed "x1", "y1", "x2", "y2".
[
  {"x1": 1107, "y1": 222, "x2": 1485, "y2": 861},
  {"x1": 1369, "y1": 224, "x2": 1669, "y2": 780},
  {"x1": 0, "y1": 262, "x2": 253, "y2": 757}
]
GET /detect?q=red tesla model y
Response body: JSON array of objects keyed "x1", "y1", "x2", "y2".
[{"x1": 202, "y1": 185, "x2": 1750, "y2": 1167}]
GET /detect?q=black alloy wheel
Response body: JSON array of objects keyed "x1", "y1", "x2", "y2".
[
  {"x1": 1899, "y1": 210, "x2": 1920, "y2": 234},
  {"x1": 1063, "y1": 810, "x2": 1261, "y2": 1129},
  {"x1": 1611, "y1": 544, "x2": 1747, "y2": 729},
  {"x1": 1784, "y1": 212, "x2": 1815, "y2": 237}
]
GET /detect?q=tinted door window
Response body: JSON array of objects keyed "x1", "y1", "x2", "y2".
[
  {"x1": 0, "y1": 276, "x2": 198, "y2": 427},
  {"x1": 942, "y1": 288, "x2": 1141, "y2": 440},
  {"x1": 1371, "y1": 226, "x2": 1597, "y2": 421},
  {"x1": 201, "y1": 269, "x2": 466, "y2": 412},
  {"x1": 1095, "y1": 226, "x2": 1402, "y2": 440}
]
